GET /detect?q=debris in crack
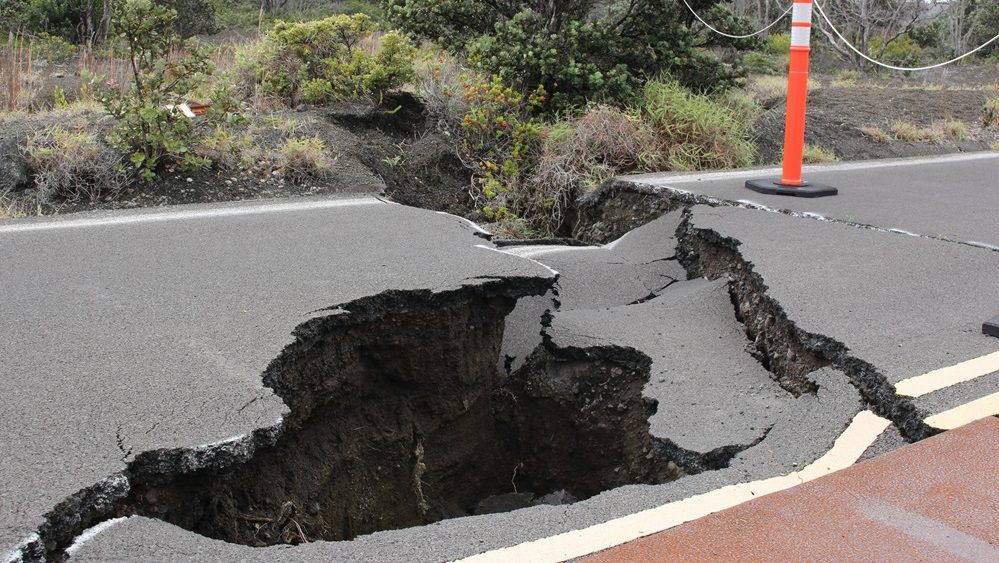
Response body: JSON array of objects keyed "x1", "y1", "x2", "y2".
[
  {"x1": 675, "y1": 209, "x2": 936, "y2": 441},
  {"x1": 652, "y1": 427, "x2": 772, "y2": 475}
]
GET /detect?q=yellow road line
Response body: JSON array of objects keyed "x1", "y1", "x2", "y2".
[
  {"x1": 458, "y1": 411, "x2": 891, "y2": 563},
  {"x1": 895, "y1": 351, "x2": 999, "y2": 398},
  {"x1": 925, "y1": 392, "x2": 999, "y2": 430}
]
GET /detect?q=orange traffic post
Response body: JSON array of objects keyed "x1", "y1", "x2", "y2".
[{"x1": 746, "y1": 0, "x2": 837, "y2": 198}]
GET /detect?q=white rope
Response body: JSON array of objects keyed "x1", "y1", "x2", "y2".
[
  {"x1": 814, "y1": 0, "x2": 999, "y2": 72},
  {"x1": 680, "y1": 0, "x2": 793, "y2": 39}
]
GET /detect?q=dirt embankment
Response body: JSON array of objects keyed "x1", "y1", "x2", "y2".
[
  {"x1": 754, "y1": 86, "x2": 999, "y2": 164},
  {"x1": 1, "y1": 92, "x2": 478, "y2": 218}
]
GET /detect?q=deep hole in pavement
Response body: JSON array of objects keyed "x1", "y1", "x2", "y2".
[{"x1": 110, "y1": 285, "x2": 681, "y2": 547}]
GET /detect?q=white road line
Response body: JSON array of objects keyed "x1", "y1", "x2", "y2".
[
  {"x1": 0, "y1": 197, "x2": 383, "y2": 234},
  {"x1": 895, "y1": 351, "x2": 999, "y2": 398},
  {"x1": 64, "y1": 518, "x2": 128, "y2": 557},
  {"x1": 459, "y1": 411, "x2": 891, "y2": 563},
  {"x1": 624, "y1": 151, "x2": 999, "y2": 185},
  {"x1": 925, "y1": 392, "x2": 999, "y2": 430},
  {"x1": 463, "y1": 348, "x2": 999, "y2": 563}
]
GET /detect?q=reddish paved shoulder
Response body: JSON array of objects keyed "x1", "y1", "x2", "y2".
[{"x1": 585, "y1": 416, "x2": 999, "y2": 562}]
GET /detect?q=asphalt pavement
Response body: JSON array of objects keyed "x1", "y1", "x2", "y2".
[
  {"x1": 610, "y1": 152, "x2": 999, "y2": 249},
  {"x1": 3, "y1": 151, "x2": 999, "y2": 562}
]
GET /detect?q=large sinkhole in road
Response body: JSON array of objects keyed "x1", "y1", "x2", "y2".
[{"x1": 119, "y1": 286, "x2": 682, "y2": 546}]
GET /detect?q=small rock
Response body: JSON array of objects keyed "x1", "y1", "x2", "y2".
[
  {"x1": 474, "y1": 492, "x2": 535, "y2": 515},
  {"x1": 533, "y1": 490, "x2": 577, "y2": 506}
]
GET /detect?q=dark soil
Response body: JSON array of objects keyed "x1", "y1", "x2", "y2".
[
  {"x1": 754, "y1": 85, "x2": 999, "y2": 164},
  {"x1": 113, "y1": 285, "x2": 680, "y2": 547}
]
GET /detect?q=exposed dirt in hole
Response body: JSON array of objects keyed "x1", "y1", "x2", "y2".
[{"x1": 92, "y1": 285, "x2": 681, "y2": 549}]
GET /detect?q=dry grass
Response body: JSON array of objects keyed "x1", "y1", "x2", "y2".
[
  {"x1": 932, "y1": 119, "x2": 967, "y2": 140},
  {"x1": 0, "y1": 189, "x2": 30, "y2": 219},
  {"x1": 858, "y1": 125, "x2": 893, "y2": 143},
  {"x1": 984, "y1": 98, "x2": 999, "y2": 128},
  {"x1": 891, "y1": 120, "x2": 939, "y2": 142},
  {"x1": 748, "y1": 75, "x2": 820, "y2": 99},
  {"x1": 1, "y1": 32, "x2": 40, "y2": 111},
  {"x1": 523, "y1": 105, "x2": 649, "y2": 234},
  {"x1": 24, "y1": 123, "x2": 125, "y2": 203},
  {"x1": 274, "y1": 136, "x2": 337, "y2": 182},
  {"x1": 991, "y1": 140, "x2": 999, "y2": 151}
]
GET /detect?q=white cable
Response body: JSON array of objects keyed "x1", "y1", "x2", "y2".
[
  {"x1": 680, "y1": 0, "x2": 793, "y2": 39},
  {"x1": 814, "y1": 0, "x2": 999, "y2": 72}
]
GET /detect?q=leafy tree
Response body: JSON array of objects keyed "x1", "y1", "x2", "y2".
[{"x1": 383, "y1": 0, "x2": 753, "y2": 110}]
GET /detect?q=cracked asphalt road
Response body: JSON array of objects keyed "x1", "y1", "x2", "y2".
[
  {"x1": 3, "y1": 151, "x2": 999, "y2": 562},
  {"x1": 0, "y1": 197, "x2": 555, "y2": 559},
  {"x1": 616, "y1": 152, "x2": 999, "y2": 249}
]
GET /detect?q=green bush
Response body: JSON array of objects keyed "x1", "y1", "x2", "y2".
[
  {"x1": 766, "y1": 32, "x2": 790, "y2": 54},
  {"x1": 744, "y1": 51, "x2": 782, "y2": 75},
  {"x1": 237, "y1": 14, "x2": 416, "y2": 105},
  {"x1": 164, "y1": 0, "x2": 220, "y2": 37},
  {"x1": 869, "y1": 36, "x2": 924, "y2": 68},
  {"x1": 96, "y1": 0, "x2": 242, "y2": 180},
  {"x1": 634, "y1": 80, "x2": 755, "y2": 171},
  {"x1": 455, "y1": 74, "x2": 545, "y2": 220},
  {"x1": 384, "y1": 0, "x2": 751, "y2": 112}
]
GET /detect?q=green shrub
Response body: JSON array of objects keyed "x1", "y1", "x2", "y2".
[
  {"x1": 301, "y1": 79, "x2": 334, "y2": 105},
  {"x1": 456, "y1": 74, "x2": 546, "y2": 220},
  {"x1": 96, "y1": 0, "x2": 242, "y2": 180},
  {"x1": 384, "y1": 0, "x2": 752, "y2": 112},
  {"x1": 634, "y1": 80, "x2": 755, "y2": 171},
  {"x1": 238, "y1": 14, "x2": 416, "y2": 105},
  {"x1": 24, "y1": 124, "x2": 124, "y2": 203},
  {"x1": 869, "y1": 36, "x2": 924, "y2": 68},
  {"x1": 744, "y1": 51, "x2": 782, "y2": 75},
  {"x1": 766, "y1": 32, "x2": 790, "y2": 54},
  {"x1": 166, "y1": 0, "x2": 220, "y2": 37}
]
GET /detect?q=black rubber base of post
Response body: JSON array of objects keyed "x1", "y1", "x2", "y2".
[
  {"x1": 745, "y1": 179, "x2": 839, "y2": 198},
  {"x1": 984, "y1": 315, "x2": 999, "y2": 338}
]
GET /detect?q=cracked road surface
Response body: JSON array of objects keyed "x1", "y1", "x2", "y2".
[
  {"x1": 596, "y1": 152, "x2": 999, "y2": 249},
  {"x1": 3, "y1": 152, "x2": 999, "y2": 562},
  {"x1": 0, "y1": 197, "x2": 554, "y2": 560}
]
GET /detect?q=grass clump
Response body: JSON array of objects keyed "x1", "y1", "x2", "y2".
[
  {"x1": 801, "y1": 144, "x2": 839, "y2": 164},
  {"x1": 23, "y1": 124, "x2": 124, "y2": 203},
  {"x1": 891, "y1": 120, "x2": 938, "y2": 142},
  {"x1": 524, "y1": 105, "x2": 649, "y2": 234},
  {"x1": 274, "y1": 136, "x2": 336, "y2": 182},
  {"x1": 983, "y1": 98, "x2": 999, "y2": 128},
  {"x1": 858, "y1": 125, "x2": 892, "y2": 144},
  {"x1": 932, "y1": 119, "x2": 967, "y2": 140},
  {"x1": 636, "y1": 80, "x2": 755, "y2": 171}
]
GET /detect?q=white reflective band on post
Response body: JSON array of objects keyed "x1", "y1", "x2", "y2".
[
  {"x1": 791, "y1": 26, "x2": 811, "y2": 47},
  {"x1": 792, "y1": 3, "x2": 812, "y2": 23}
]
